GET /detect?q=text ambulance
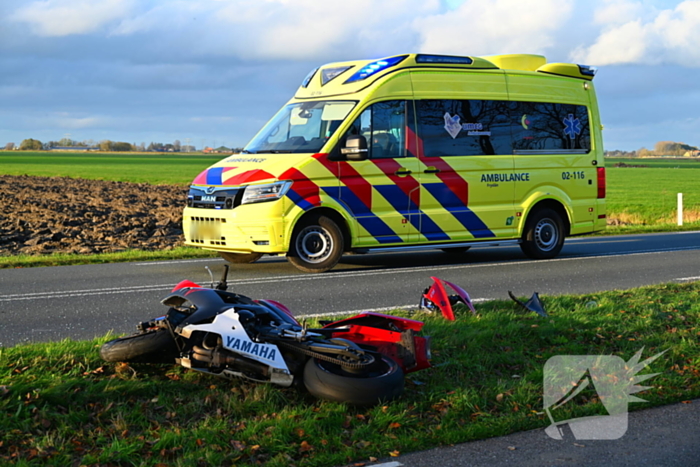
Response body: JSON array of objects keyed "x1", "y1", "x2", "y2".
[{"x1": 184, "y1": 53, "x2": 606, "y2": 273}]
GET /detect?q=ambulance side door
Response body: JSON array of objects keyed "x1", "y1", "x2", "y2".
[{"x1": 337, "y1": 100, "x2": 420, "y2": 246}]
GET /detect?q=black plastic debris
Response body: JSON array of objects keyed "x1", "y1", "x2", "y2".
[{"x1": 508, "y1": 291, "x2": 548, "y2": 317}]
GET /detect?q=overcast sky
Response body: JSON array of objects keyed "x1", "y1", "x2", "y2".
[{"x1": 1, "y1": 0, "x2": 699, "y2": 151}]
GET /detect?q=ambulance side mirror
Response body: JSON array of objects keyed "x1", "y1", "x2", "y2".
[{"x1": 341, "y1": 135, "x2": 369, "y2": 161}]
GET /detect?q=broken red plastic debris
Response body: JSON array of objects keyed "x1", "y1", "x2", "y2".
[{"x1": 420, "y1": 276, "x2": 476, "y2": 320}]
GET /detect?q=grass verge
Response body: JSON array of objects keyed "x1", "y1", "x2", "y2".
[
  {"x1": 0, "y1": 247, "x2": 218, "y2": 269},
  {"x1": 2, "y1": 282, "x2": 699, "y2": 466}
]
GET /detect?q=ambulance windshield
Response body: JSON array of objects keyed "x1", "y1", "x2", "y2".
[{"x1": 244, "y1": 101, "x2": 356, "y2": 154}]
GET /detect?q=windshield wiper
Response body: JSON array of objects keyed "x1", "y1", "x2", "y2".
[
  {"x1": 240, "y1": 149, "x2": 256, "y2": 154},
  {"x1": 266, "y1": 150, "x2": 294, "y2": 154}
]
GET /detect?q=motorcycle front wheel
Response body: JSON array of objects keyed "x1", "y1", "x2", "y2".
[
  {"x1": 303, "y1": 355, "x2": 404, "y2": 405},
  {"x1": 100, "y1": 330, "x2": 179, "y2": 364}
]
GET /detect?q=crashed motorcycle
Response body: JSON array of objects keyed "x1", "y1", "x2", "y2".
[{"x1": 100, "y1": 266, "x2": 430, "y2": 405}]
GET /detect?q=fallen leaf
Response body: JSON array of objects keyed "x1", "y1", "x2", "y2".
[
  {"x1": 389, "y1": 450, "x2": 400, "y2": 457},
  {"x1": 388, "y1": 422, "x2": 401, "y2": 429},
  {"x1": 496, "y1": 393, "x2": 504, "y2": 402},
  {"x1": 299, "y1": 440, "x2": 314, "y2": 453},
  {"x1": 230, "y1": 440, "x2": 246, "y2": 451},
  {"x1": 507, "y1": 446, "x2": 516, "y2": 451}
]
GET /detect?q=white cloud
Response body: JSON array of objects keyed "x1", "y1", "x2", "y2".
[
  {"x1": 413, "y1": 0, "x2": 575, "y2": 56},
  {"x1": 594, "y1": 0, "x2": 644, "y2": 25},
  {"x1": 11, "y1": 0, "x2": 134, "y2": 37},
  {"x1": 573, "y1": 0, "x2": 700, "y2": 66}
]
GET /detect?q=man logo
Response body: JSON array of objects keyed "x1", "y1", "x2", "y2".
[{"x1": 543, "y1": 348, "x2": 666, "y2": 440}]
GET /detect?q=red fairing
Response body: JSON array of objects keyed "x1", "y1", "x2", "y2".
[
  {"x1": 424, "y1": 277, "x2": 455, "y2": 320},
  {"x1": 256, "y1": 299, "x2": 300, "y2": 325},
  {"x1": 326, "y1": 312, "x2": 424, "y2": 331},
  {"x1": 323, "y1": 312, "x2": 430, "y2": 373},
  {"x1": 172, "y1": 280, "x2": 201, "y2": 292},
  {"x1": 441, "y1": 278, "x2": 476, "y2": 314}
]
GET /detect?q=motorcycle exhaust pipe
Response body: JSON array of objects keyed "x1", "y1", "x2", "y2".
[{"x1": 192, "y1": 345, "x2": 269, "y2": 377}]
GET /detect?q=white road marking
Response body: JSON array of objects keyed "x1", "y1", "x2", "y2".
[
  {"x1": 675, "y1": 276, "x2": 700, "y2": 282},
  {"x1": 370, "y1": 462, "x2": 403, "y2": 467},
  {"x1": 2, "y1": 246, "x2": 699, "y2": 303}
]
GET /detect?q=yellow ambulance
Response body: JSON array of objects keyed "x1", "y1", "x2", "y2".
[{"x1": 184, "y1": 53, "x2": 606, "y2": 272}]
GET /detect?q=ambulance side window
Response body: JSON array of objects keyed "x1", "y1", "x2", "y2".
[
  {"x1": 415, "y1": 100, "x2": 512, "y2": 157},
  {"x1": 511, "y1": 102, "x2": 591, "y2": 153},
  {"x1": 343, "y1": 100, "x2": 406, "y2": 159}
]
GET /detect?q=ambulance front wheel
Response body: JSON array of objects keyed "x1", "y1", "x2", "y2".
[
  {"x1": 520, "y1": 208, "x2": 565, "y2": 259},
  {"x1": 287, "y1": 215, "x2": 344, "y2": 273}
]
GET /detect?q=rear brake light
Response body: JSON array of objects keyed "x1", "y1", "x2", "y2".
[{"x1": 597, "y1": 167, "x2": 606, "y2": 199}]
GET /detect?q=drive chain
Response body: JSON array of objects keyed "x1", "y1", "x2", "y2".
[{"x1": 275, "y1": 340, "x2": 374, "y2": 370}]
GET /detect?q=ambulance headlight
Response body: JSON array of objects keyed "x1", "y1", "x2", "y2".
[{"x1": 241, "y1": 181, "x2": 292, "y2": 205}]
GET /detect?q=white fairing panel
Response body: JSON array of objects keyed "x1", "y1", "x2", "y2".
[{"x1": 180, "y1": 308, "x2": 289, "y2": 372}]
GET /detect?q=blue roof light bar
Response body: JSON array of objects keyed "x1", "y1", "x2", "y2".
[
  {"x1": 301, "y1": 67, "x2": 319, "y2": 88},
  {"x1": 416, "y1": 54, "x2": 474, "y2": 65},
  {"x1": 344, "y1": 55, "x2": 408, "y2": 84}
]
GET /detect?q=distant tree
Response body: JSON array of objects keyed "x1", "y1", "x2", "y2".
[
  {"x1": 99, "y1": 140, "x2": 112, "y2": 151},
  {"x1": 19, "y1": 138, "x2": 42, "y2": 150},
  {"x1": 4, "y1": 142, "x2": 15, "y2": 150},
  {"x1": 111, "y1": 142, "x2": 134, "y2": 152},
  {"x1": 637, "y1": 147, "x2": 653, "y2": 158},
  {"x1": 654, "y1": 141, "x2": 697, "y2": 156},
  {"x1": 173, "y1": 140, "x2": 181, "y2": 152}
]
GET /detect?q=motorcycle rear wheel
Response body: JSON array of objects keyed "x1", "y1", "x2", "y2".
[
  {"x1": 303, "y1": 355, "x2": 404, "y2": 405},
  {"x1": 100, "y1": 330, "x2": 179, "y2": 364}
]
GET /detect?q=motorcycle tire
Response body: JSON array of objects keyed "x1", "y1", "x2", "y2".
[
  {"x1": 100, "y1": 330, "x2": 179, "y2": 364},
  {"x1": 303, "y1": 355, "x2": 404, "y2": 406}
]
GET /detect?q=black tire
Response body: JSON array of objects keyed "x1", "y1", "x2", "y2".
[
  {"x1": 440, "y1": 246, "x2": 470, "y2": 254},
  {"x1": 303, "y1": 355, "x2": 404, "y2": 405},
  {"x1": 219, "y1": 251, "x2": 263, "y2": 264},
  {"x1": 520, "y1": 208, "x2": 565, "y2": 259},
  {"x1": 100, "y1": 330, "x2": 179, "y2": 364},
  {"x1": 287, "y1": 215, "x2": 344, "y2": 273}
]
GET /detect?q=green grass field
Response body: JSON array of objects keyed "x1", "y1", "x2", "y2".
[
  {"x1": 606, "y1": 158, "x2": 700, "y2": 226},
  {"x1": 2, "y1": 282, "x2": 698, "y2": 466},
  {"x1": 0, "y1": 151, "x2": 222, "y2": 185}
]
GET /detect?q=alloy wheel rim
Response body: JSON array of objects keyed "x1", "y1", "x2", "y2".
[{"x1": 297, "y1": 226, "x2": 332, "y2": 263}]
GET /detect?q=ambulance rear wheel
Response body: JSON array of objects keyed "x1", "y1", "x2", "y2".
[
  {"x1": 520, "y1": 208, "x2": 565, "y2": 259},
  {"x1": 287, "y1": 215, "x2": 343, "y2": 273},
  {"x1": 219, "y1": 252, "x2": 263, "y2": 264}
]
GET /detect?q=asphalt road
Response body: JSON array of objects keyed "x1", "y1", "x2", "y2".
[
  {"x1": 360, "y1": 399, "x2": 700, "y2": 467},
  {"x1": 1, "y1": 231, "x2": 700, "y2": 347}
]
